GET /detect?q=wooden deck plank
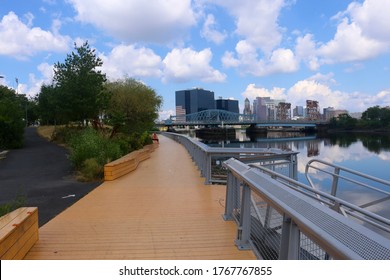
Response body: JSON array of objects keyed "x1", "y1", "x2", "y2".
[{"x1": 25, "y1": 135, "x2": 256, "y2": 260}]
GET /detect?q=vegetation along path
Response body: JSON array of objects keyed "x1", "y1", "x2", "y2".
[{"x1": 0, "y1": 127, "x2": 100, "y2": 226}]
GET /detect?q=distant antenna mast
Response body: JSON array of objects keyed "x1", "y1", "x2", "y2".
[{"x1": 15, "y1": 77, "x2": 19, "y2": 94}]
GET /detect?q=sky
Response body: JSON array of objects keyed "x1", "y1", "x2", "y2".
[{"x1": 0, "y1": 0, "x2": 390, "y2": 120}]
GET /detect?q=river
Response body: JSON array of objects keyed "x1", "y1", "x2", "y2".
[{"x1": 187, "y1": 129, "x2": 390, "y2": 225}]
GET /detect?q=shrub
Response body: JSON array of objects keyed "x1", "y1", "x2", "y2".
[
  {"x1": 69, "y1": 128, "x2": 123, "y2": 169},
  {"x1": 0, "y1": 192, "x2": 26, "y2": 217},
  {"x1": 79, "y1": 158, "x2": 103, "y2": 181}
]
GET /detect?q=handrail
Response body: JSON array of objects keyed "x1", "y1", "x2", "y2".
[
  {"x1": 163, "y1": 132, "x2": 298, "y2": 184},
  {"x1": 249, "y1": 163, "x2": 390, "y2": 234},
  {"x1": 223, "y1": 158, "x2": 390, "y2": 259},
  {"x1": 305, "y1": 159, "x2": 390, "y2": 195},
  {"x1": 305, "y1": 159, "x2": 390, "y2": 210}
]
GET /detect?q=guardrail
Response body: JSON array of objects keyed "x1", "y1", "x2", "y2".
[
  {"x1": 305, "y1": 159, "x2": 390, "y2": 213},
  {"x1": 162, "y1": 132, "x2": 298, "y2": 184},
  {"x1": 223, "y1": 158, "x2": 390, "y2": 260}
]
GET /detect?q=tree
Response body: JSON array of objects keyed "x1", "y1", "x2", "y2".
[
  {"x1": 52, "y1": 41, "x2": 107, "y2": 124},
  {"x1": 361, "y1": 106, "x2": 390, "y2": 128},
  {"x1": 0, "y1": 86, "x2": 25, "y2": 148},
  {"x1": 106, "y1": 78, "x2": 162, "y2": 137}
]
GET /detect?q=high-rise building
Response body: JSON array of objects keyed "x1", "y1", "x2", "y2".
[
  {"x1": 215, "y1": 97, "x2": 239, "y2": 114},
  {"x1": 293, "y1": 106, "x2": 304, "y2": 118},
  {"x1": 253, "y1": 97, "x2": 289, "y2": 121},
  {"x1": 175, "y1": 88, "x2": 215, "y2": 117},
  {"x1": 276, "y1": 102, "x2": 291, "y2": 120},
  {"x1": 243, "y1": 98, "x2": 252, "y2": 115},
  {"x1": 306, "y1": 100, "x2": 320, "y2": 120}
]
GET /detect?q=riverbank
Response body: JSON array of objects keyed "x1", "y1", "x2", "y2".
[{"x1": 327, "y1": 128, "x2": 390, "y2": 134}]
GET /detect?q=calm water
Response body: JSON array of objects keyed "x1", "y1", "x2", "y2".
[{"x1": 189, "y1": 129, "x2": 390, "y2": 224}]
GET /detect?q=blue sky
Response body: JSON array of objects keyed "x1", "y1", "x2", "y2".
[{"x1": 1, "y1": 0, "x2": 389, "y2": 119}]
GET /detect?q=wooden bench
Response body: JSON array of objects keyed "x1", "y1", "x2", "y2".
[
  {"x1": 104, "y1": 143, "x2": 158, "y2": 181},
  {"x1": 0, "y1": 207, "x2": 39, "y2": 260}
]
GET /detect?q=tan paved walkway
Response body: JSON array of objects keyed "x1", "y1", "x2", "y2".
[{"x1": 25, "y1": 135, "x2": 256, "y2": 260}]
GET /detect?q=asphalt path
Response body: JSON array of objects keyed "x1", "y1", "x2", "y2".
[{"x1": 0, "y1": 127, "x2": 101, "y2": 226}]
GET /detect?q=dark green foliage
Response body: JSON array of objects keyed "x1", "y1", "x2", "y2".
[
  {"x1": 0, "y1": 86, "x2": 25, "y2": 149},
  {"x1": 330, "y1": 106, "x2": 390, "y2": 130},
  {"x1": 329, "y1": 113, "x2": 357, "y2": 130},
  {"x1": 106, "y1": 78, "x2": 162, "y2": 136},
  {"x1": 68, "y1": 128, "x2": 123, "y2": 169},
  {"x1": 37, "y1": 41, "x2": 107, "y2": 125}
]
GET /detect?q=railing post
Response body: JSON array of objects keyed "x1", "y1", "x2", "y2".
[
  {"x1": 235, "y1": 183, "x2": 252, "y2": 250},
  {"x1": 279, "y1": 214, "x2": 300, "y2": 259},
  {"x1": 205, "y1": 153, "x2": 212, "y2": 184},
  {"x1": 331, "y1": 167, "x2": 340, "y2": 196},
  {"x1": 223, "y1": 171, "x2": 234, "y2": 221}
]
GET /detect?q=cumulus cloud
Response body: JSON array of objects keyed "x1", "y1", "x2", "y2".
[
  {"x1": 200, "y1": 14, "x2": 227, "y2": 44},
  {"x1": 347, "y1": 0, "x2": 390, "y2": 43},
  {"x1": 223, "y1": 41, "x2": 299, "y2": 76},
  {"x1": 241, "y1": 74, "x2": 390, "y2": 112},
  {"x1": 209, "y1": 0, "x2": 285, "y2": 53},
  {"x1": 67, "y1": 0, "x2": 196, "y2": 44},
  {"x1": 100, "y1": 44, "x2": 163, "y2": 80},
  {"x1": 317, "y1": 19, "x2": 388, "y2": 64},
  {"x1": 242, "y1": 84, "x2": 286, "y2": 100},
  {"x1": 162, "y1": 48, "x2": 226, "y2": 83},
  {"x1": 296, "y1": 0, "x2": 390, "y2": 69},
  {"x1": 0, "y1": 12, "x2": 70, "y2": 59}
]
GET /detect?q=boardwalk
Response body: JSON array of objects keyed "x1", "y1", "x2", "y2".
[{"x1": 25, "y1": 135, "x2": 256, "y2": 260}]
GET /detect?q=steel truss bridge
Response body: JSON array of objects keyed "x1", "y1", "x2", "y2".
[{"x1": 162, "y1": 109, "x2": 327, "y2": 127}]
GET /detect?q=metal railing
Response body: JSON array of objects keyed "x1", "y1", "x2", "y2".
[
  {"x1": 223, "y1": 158, "x2": 390, "y2": 260},
  {"x1": 163, "y1": 132, "x2": 298, "y2": 184},
  {"x1": 306, "y1": 158, "x2": 390, "y2": 204}
]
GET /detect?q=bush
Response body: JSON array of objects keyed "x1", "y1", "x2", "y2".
[
  {"x1": 79, "y1": 158, "x2": 103, "y2": 181},
  {"x1": 69, "y1": 128, "x2": 123, "y2": 169},
  {"x1": 0, "y1": 192, "x2": 26, "y2": 217}
]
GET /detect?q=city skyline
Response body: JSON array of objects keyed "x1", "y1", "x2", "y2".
[{"x1": 0, "y1": 0, "x2": 390, "y2": 120}]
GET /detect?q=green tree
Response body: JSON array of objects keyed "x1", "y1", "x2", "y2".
[
  {"x1": 52, "y1": 41, "x2": 107, "y2": 124},
  {"x1": 329, "y1": 113, "x2": 357, "y2": 130},
  {"x1": 106, "y1": 78, "x2": 162, "y2": 137},
  {"x1": 0, "y1": 86, "x2": 25, "y2": 148},
  {"x1": 361, "y1": 106, "x2": 390, "y2": 128},
  {"x1": 37, "y1": 84, "x2": 65, "y2": 125}
]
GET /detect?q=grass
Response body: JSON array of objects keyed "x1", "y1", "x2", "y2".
[
  {"x1": 36, "y1": 125, "x2": 56, "y2": 141},
  {"x1": 0, "y1": 192, "x2": 26, "y2": 217}
]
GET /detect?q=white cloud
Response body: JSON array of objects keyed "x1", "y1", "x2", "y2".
[
  {"x1": 241, "y1": 75, "x2": 390, "y2": 112},
  {"x1": 0, "y1": 12, "x2": 70, "y2": 59},
  {"x1": 242, "y1": 84, "x2": 287, "y2": 101},
  {"x1": 296, "y1": 0, "x2": 390, "y2": 69},
  {"x1": 18, "y1": 63, "x2": 54, "y2": 97},
  {"x1": 100, "y1": 45, "x2": 163, "y2": 80},
  {"x1": 209, "y1": 0, "x2": 285, "y2": 53},
  {"x1": 295, "y1": 34, "x2": 319, "y2": 71},
  {"x1": 347, "y1": 0, "x2": 390, "y2": 43},
  {"x1": 318, "y1": 18, "x2": 388, "y2": 64},
  {"x1": 200, "y1": 14, "x2": 227, "y2": 44},
  {"x1": 162, "y1": 48, "x2": 226, "y2": 83},
  {"x1": 158, "y1": 109, "x2": 176, "y2": 121},
  {"x1": 67, "y1": 0, "x2": 196, "y2": 44},
  {"x1": 223, "y1": 40, "x2": 299, "y2": 76}
]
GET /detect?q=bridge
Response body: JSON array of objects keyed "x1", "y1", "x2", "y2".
[{"x1": 161, "y1": 109, "x2": 328, "y2": 127}]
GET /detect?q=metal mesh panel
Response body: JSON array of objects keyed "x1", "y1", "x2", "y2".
[
  {"x1": 250, "y1": 192, "x2": 283, "y2": 260},
  {"x1": 232, "y1": 181, "x2": 242, "y2": 224},
  {"x1": 299, "y1": 232, "x2": 329, "y2": 260}
]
